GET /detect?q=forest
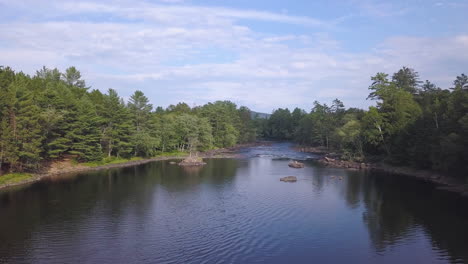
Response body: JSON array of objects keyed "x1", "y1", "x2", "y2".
[
  {"x1": 258, "y1": 67, "x2": 468, "y2": 178},
  {"x1": 0, "y1": 65, "x2": 467, "y2": 179},
  {"x1": 0, "y1": 66, "x2": 256, "y2": 173}
]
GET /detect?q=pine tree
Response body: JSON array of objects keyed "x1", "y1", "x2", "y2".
[
  {"x1": 68, "y1": 96, "x2": 102, "y2": 161},
  {"x1": 16, "y1": 89, "x2": 44, "y2": 170},
  {"x1": 101, "y1": 89, "x2": 133, "y2": 157},
  {"x1": 0, "y1": 69, "x2": 19, "y2": 171},
  {"x1": 128, "y1": 90, "x2": 156, "y2": 156}
]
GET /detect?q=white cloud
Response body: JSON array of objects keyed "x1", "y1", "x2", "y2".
[
  {"x1": 0, "y1": 0, "x2": 467, "y2": 112},
  {"x1": 350, "y1": 0, "x2": 411, "y2": 17}
]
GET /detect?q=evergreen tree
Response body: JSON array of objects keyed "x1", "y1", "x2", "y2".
[
  {"x1": 100, "y1": 89, "x2": 133, "y2": 157},
  {"x1": 15, "y1": 78, "x2": 44, "y2": 170},
  {"x1": 1, "y1": 65, "x2": 466, "y2": 181},
  {"x1": 392, "y1": 66, "x2": 421, "y2": 95},
  {"x1": 68, "y1": 96, "x2": 102, "y2": 161}
]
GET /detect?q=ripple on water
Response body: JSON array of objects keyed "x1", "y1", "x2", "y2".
[{"x1": 1, "y1": 143, "x2": 467, "y2": 263}]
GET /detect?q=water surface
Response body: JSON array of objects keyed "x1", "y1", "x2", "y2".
[{"x1": 1, "y1": 143, "x2": 467, "y2": 263}]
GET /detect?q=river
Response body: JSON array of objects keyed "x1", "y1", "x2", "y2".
[{"x1": 0, "y1": 143, "x2": 467, "y2": 263}]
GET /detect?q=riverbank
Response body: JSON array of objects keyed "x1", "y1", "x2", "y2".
[
  {"x1": 295, "y1": 146, "x2": 468, "y2": 197},
  {"x1": 0, "y1": 142, "x2": 271, "y2": 191}
]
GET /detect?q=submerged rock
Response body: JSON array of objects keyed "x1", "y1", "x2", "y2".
[
  {"x1": 178, "y1": 156, "x2": 206, "y2": 166},
  {"x1": 288, "y1": 161, "x2": 304, "y2": 168},
  {"x1": 280, "y1": 176, "x2": 297, "y2": 182},
  {"x1": 272, "y1": 157, "x2": 290, "y2": 161}
]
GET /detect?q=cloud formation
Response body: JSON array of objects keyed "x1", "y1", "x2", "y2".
[{"x1": 0, "y1": 0, "x2": 467, "y2": 112}]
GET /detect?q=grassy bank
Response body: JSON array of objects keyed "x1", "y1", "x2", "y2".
[
  {"x1": 81, "y1": 151, "x2": 188, "y2": 167},
  {"x1": 153, "y1": 151, "x2": 188, "y2": 158},
  {"x1": 0, "y1": 143, "x2": 264, "y2": 190},
  {"x1": 81, "y1": 157, "x2": 144, "y2": 167},
  {"x1": 0, "y1": 173, "x2": 34, "y2": 186}
]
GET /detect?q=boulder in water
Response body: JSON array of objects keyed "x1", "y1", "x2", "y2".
[
  {"x1": 288, "y1": 161, "x2": 304, "y2": 168},
  {"x1": 280, "y1": 176, "x2": 297, "y2": 182}
]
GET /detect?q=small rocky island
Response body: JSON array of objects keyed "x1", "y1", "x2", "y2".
[
  {"x1": 288, "y1": 161, "x2": 304, "y2": 168},
  {"x1": 178, "y1": 156, "x2": 207, "y2": 166},
  {"x1": 280, "y1": 176, "x2": 297, "y2": 182}
]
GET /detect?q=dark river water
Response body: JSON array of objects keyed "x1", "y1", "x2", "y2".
[{"x1": 1, "y1": 143, "x2": 468, "y2": 264}]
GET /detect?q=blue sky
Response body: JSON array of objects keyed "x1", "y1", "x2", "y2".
[{"x1": 1, "y1": 0, "x2": 467, "y2": 112}]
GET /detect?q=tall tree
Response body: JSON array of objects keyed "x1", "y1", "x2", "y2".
[
  {"x1": 68, "y1": 96, "x2": 103, "y2": 161},
  {"x1": 128, "y1": 90, "x2": 155, "y2": 156},
  {"x1": 100, "y1": 89, "x2": 133, "y2": 157},
  {"x1": 62, "y1": 66, "x2": 87, "y2": 89},
  {"x1": 15, "y1": 78, "x2": 44, "y2": 170},
  {"x1": 453, "y1": 73, "x2": 468, "y2": 90},
  {"x1": 128, "y1": 90, "x2": 153, "y2": 132},
  {"x1": 392, "y1": 66, "x2": 421, "y2": 95}
]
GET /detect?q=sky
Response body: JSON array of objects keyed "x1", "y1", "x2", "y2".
[{"x1": 1, "y1": 0, "x2": 467, "y2": 112}]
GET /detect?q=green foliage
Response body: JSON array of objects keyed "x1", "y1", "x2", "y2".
[
  {"x1": 16, "y1": 86, "x2": 44, "y2": 170},
  {"x1": 0, "y1": 66, "x2": 257, "y2": 173},
  {"x1": 173, "y1": 113, "x2": 213, "y2": 152},
  {"x1": 81, "y1": 156, "x2": 142, "y2": 167},
  {"x1": 392, "y1": 66, "x2": 421, "y2": 95},
  {"x1": 266, "y1": 108, "x2": 293, "y2": 139},
  {"x1": 0, "y1": 173, "x2": 33, "y2": 185},
  {"x1": 336, "y1": 114, "x2": 364, "y2": 161},
  {"x1": 1, "y1": 65, "x2": 466, "y2": 180},
  {"x1": 153, "y1": 150, "x2": 187, "y2": 157},
  {"x1": 198, "y1": 101, "x2": 242, "y2": 147},
  {"x1": 237, "y1": 106, "x2": 257, "y2": 143},
  {"x1": 258, "y1": 67, "x2": 468, "y2": 179},
  {"x1": 99, "y1": 89, "x2": 133, "y2": 158}
]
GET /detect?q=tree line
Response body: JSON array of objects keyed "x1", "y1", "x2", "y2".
[
  {"x1": 259, "y1": 67, "x2": 468, "y2": 178},
  {"x1": 0, "y1": 66, "x2": 257, "y2": 173},
  {"x1": 1, "y1": 65, "x2": 466, "y2": 178}
]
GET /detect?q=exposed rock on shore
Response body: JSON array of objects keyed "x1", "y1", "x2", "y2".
[
  {"x1": 288, "y1": 161, "x2": 305, "y2": 168},
  {"x1": 320, "y1": 157, "x2": 369, "y2": 170},
  {"x1": 280, "y1": 176, "x2": 297, "y2": 182},
  {"x1": 294, "y1": 146, "x2": 328, "y2": 154},
  {"x1": 319, "y1": 155, "x2": 468, "y2": 197},
  {"x1": 294, "y1": 144, "x2": 468, "y2": 198}
]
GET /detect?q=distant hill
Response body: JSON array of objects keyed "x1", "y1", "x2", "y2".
[{"x1": 250, "y1": 111, "x2": 270, "y2": 119}]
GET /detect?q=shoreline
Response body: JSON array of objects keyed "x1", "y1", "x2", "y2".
[
  {"x1": 5, "y1": 141, "x2": 466, "y2": 198},
  {"x1": 0, "y1": 141, "x2": 271, "y2": 191},
  {"x1": 295, "y1": 146, "x2": 468, "y2": 198}
]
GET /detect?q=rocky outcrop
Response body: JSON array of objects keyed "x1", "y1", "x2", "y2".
[
  {"x1": 294, "y1": 146, "x2": 328, "y2": 154},
  {"x1": 280, "y1": 176, "x2": 297, "y2": 182},
  {"x1": 178, "y1": 156, "x2": 206, "y2": 166},
  {"x1": 320, "y1": 157, "x2": 369, "y2": 170},
  {"x1": 319, "y1": 155, "x2": 468, "y2": 197},
  {"x1": 203, "y1": 141, "x2": 272, "y2": 158},
  {"x1": 288, "y1": 161, "x2": 305, "y2": 168}
]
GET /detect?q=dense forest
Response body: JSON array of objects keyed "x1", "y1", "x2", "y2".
[
  {"x1": 0, "y1": 66, "x2": 257, "y2": 173},
  {"x1": 258, "y1": 67, "x2": 468, "y2": 178},
  {"x1": 0, "y1": 66, "x2": 467, "y2": 179}
]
